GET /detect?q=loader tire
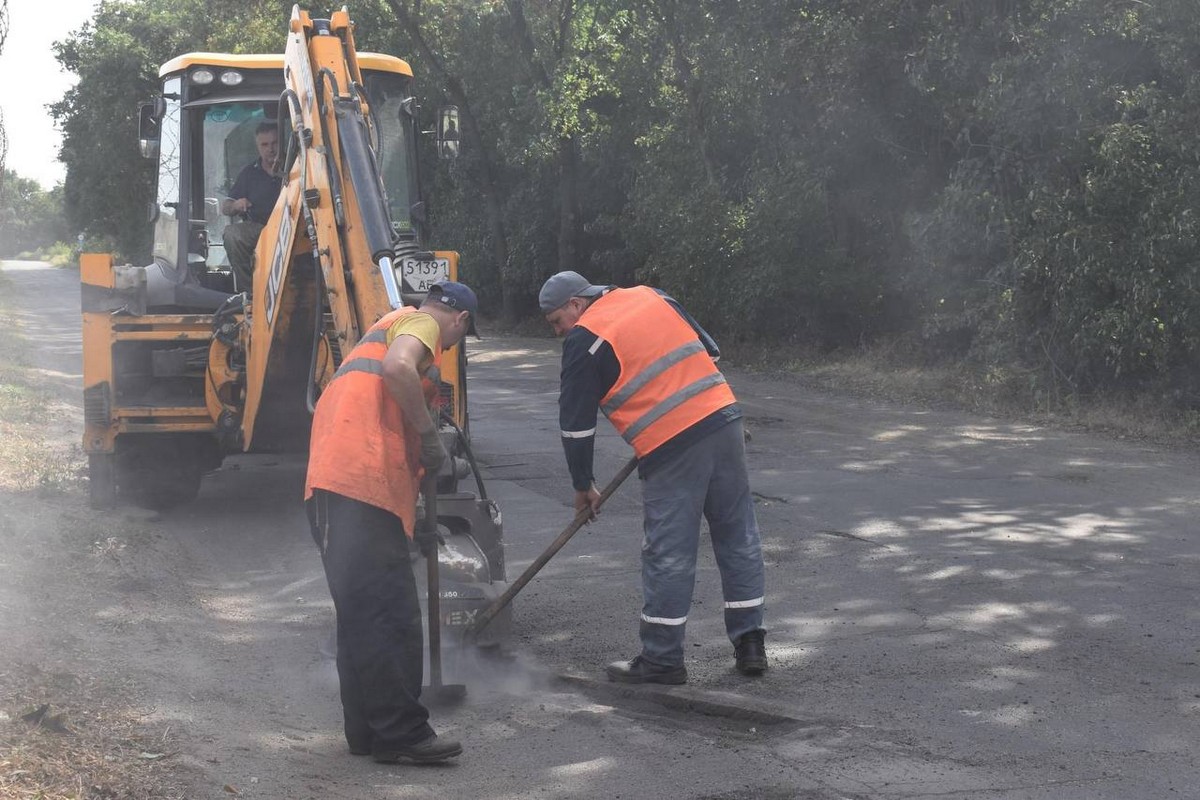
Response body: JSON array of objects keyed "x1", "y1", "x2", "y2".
[
  {"x1": 88, "y1": 453, "x2": 117, "y2": 510},
  {"x1": 114, "y1": 435, "x2": 217, "y2": 511},
  {"x1": 120, "y1": 462, "x2": 203, "y2": 510}
]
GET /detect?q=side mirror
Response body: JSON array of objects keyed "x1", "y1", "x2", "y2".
[
  {"x1": 137, "y1": 100, "x2": 162, "y2": 160},
  {"x1": 437, "y1": 105, "x2": 460, "y2": 160}
]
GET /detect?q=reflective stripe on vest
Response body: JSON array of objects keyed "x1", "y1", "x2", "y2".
[
  {"x1": 329, "y1": 320, "x2": 443, "y2": 386},
  {"x1": 330, "y1": 328, "x2": 391, "y2": 380},
  {"x1": 601, "y1": 339, "x2": 707, "y2": 416},
  {"x1": 621, "y1": 371, "x2": 727, "y2": 443},
  {"x1": 304, "y1": 306, "x2": 440, "y2": 536},
  {"x1": 334, "y1": 356, "x2": 384, "y2": 379},
  {"x1": 580, "y1": 287, "x2": 736, "y2": 457}
]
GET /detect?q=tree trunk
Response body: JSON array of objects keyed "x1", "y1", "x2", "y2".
[
  {"x1": 506, "y1": 0, "x2": 583, "y2": 277},
  {"x1": 662, "y1": 0, "x2": 719, "y2": 189},
  {"x1": 557, "y1": 135, "x2": 580, "y2": 272},
  {"x1": 385, "y1": 0, "x2": 515, "y2": 319}
]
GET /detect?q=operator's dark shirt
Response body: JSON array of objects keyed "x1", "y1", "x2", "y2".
[
  {"x1": 558, "y1": 288, "x2": 742, "y2": 491},
  {"x1": 228, "y1": 159, "x2": 282, "y2": 225}
]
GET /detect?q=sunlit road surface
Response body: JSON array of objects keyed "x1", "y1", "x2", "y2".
[{"x1": 5, "y1": 258, "x2": 1198, "y2": 799}]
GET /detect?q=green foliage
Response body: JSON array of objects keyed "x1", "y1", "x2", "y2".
[
  {"x1": 49, "y1": 0, "x2": 1200, "y2": 403},
  {"x1": 0, "y1": 170, "x2": 69, "y2": 256},
  {"x1": 50, "y1": 0, "x2": 293, "y2": 261},
  {"x1": 916, "y1": 0, "x2": 1200, "y2": 400}
]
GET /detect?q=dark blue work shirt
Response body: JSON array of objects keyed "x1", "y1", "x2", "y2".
[
  {"x1": 558, "y1": 289, "x2": 741, "y2": 491},
  {"x1": 229, "y1": 160, "x2": 282, "y2": 225}
]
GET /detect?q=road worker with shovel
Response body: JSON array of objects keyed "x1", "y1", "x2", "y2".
[{"x1": 538, "y1": 271, "x2": 768, "y2": 685}]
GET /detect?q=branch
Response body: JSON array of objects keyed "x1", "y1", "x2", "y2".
[
  {"x1": 504, "y1": 0, "x2": 553, "y2": 89},
  {"x1": 555, "y1": 0, "x2": 576, "y2": 62}
]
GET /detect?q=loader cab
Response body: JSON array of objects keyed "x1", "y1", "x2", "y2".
[{"x1": 140, "y1": 54, "x2": 422, "y2": 303}]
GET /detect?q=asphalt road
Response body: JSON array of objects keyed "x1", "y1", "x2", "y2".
[{"x1": 5, "y1": 260, "x2": 1199, "y2": 799}]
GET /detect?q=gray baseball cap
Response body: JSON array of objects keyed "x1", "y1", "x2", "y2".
[{"x1": 538, "y1": 271, "x2": 607, "y2": 313}]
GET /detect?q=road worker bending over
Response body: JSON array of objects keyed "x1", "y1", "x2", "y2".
[
  {"x1": 305, "y1": 282, "x2": 476, "y2": 763},
  {"x1": 539, "y1": 271, "x2": 768, "y2": 685}
]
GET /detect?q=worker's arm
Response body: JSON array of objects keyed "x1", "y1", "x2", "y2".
[
  {"x1": 221, "y1": 196, "x2": 251, "y2": 216},
  {"x1": 381, "y1": 333, "x2": 437, "y2": 437},
  {"x1": 559, "y1": 325, "x2": 618, "y2": 516},
  {"x1": 221, "y1": 168, "x2": 252, "y2": 217}
]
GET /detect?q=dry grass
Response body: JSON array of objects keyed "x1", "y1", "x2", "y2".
[
  {"x1": 0, "y1": 275, "x2": 85, "y2": 494},
  {"x1": 0, "y1": 271, "x2": 187, "y2": 799},
  {"x1": 0, "y1": 666, "x2": 188, "y2": 800},
  {"x1": 724, "y1": 338, "x2": 1200, "y2": 449}
]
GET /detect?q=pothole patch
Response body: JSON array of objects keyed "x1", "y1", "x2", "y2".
[{"x1": 555, "y1": 672, "x2": 825, "y2": 736}]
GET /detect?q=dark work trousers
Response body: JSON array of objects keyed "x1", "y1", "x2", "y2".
[
  {"x1": 307, "y1": 489, "x2": 434, "y2": 750},
  {"x1": 639, "y1": 419, "x2": 766, "y2": 667},
  {"x1": 222, "y1": 221, "x2": 263, "y2": 293}
]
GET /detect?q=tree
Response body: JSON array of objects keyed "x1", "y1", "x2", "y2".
[
  {"x1": 0, "y1": 0, "x2": 9, "y2": 183},
  {"x1": 47, "y1": 0, "x2": 1200, "y2": 403},
  {"x1": 0, "y1": 170, "x2": 68, "y2": 256},
  {"x1": 380, "y1": 0, "x2": 518, "y2": 318},
  {"x1": 913, "y1": 0, "x2": 1200, "y2": 398},
  {"x1": 51, "y1": 0, "x2": 292, "y2": 260}
]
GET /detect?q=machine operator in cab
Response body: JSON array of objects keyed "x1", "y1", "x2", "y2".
[{"x1": 221, "y1": 122, "x2": 282, "y2": 293}]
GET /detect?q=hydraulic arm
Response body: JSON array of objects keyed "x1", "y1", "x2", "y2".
[{"x1": 239, "y1": 8, "x2": 401, "y2": 447}]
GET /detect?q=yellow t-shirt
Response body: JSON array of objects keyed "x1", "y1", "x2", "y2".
[{"x1": 386, "y1": 311, "x2": 440, "y2": 372}]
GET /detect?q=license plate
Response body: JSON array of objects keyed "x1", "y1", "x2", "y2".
[{"x1": 399, "y1": 257, "x2": 451, "y2": 291}]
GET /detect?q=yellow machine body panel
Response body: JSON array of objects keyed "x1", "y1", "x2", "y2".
[{"x1": 159, "y1": 51, "x2": 413, "y2": 78}]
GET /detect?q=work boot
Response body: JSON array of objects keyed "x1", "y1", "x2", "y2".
[
  {"x1": 605, "y1": 655, "x2": 687, "y2": 685},
  {"x1": 734, "y1": 629, "x2": 768, "y2": 676},
  {"x1": 346, "y1": 730, "x2": 372, "y2": 756},
  {"x1": 372, "y1": 734, "x2": 463, "y2": 764}
]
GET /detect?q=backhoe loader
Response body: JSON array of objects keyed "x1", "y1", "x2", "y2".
[{"x1": 80, "y1": 6, "x2": 507, "y2": 641}]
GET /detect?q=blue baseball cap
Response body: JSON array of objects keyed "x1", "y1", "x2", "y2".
[{"x1": 427, "y1": 281, "x2": 478, "y2": 315}]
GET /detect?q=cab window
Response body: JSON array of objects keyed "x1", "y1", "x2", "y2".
[
  {"x1": 200, "y1": 103, "x2": 273, "y2": 268},
  {"x1": 365, "y1": 73, "x2": 418, "y2": 239}
]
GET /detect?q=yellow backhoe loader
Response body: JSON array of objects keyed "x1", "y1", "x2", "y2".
[{"x1": 80, "y1": 6, "x2": 506, "y2": 641}]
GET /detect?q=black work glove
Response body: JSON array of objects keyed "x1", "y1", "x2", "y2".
[
  {"x1": 420, "y1": 427, "x2": 448, "y2": 471},
  {"x1": 414, "y1": 517, "x2": 441, "y2": 551}
]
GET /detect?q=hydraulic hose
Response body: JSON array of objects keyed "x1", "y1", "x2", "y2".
[
  {"x1": 438, "y1": 409, "x2": 488, "y2": 501},
  {"x1": 279, "y1": 87, "x2": 327, "y2": 415},
  {"x1": 305, "y1": 251, "x2": 325, "y2": 415},
  {"x1": 334, "y1": 97, "x2": 402, "y2": 308},
  {"x1": 315, "y1": 68, "x2": 347, "y2": 227}
]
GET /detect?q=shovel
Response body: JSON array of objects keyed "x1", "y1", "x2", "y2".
[
  {"x1": 419, "y1": 472, "x2": 468, "y2": 703},
  {"x1": 469, "y1": 457, "x2": 638, "y2": 637}
]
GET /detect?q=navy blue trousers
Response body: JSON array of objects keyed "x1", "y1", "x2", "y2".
[{"x1": 639, "y1": 419, "x2": 766, "y2": 666}]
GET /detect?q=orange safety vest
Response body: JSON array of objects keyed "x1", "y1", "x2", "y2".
[
  {"x1": 304, "y1": 307, "x2": 441, "y2": 537},
  {"x1": 581, "y1": 287, "x2": 736, "y2": 458}
]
